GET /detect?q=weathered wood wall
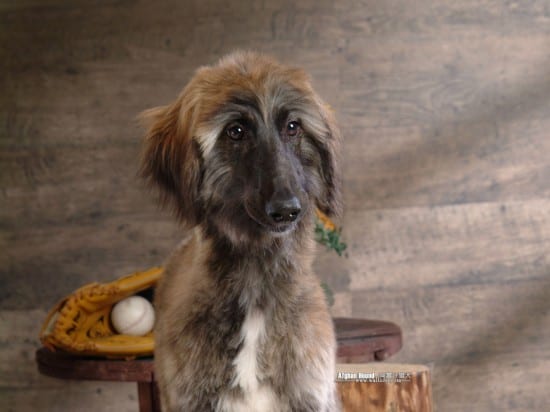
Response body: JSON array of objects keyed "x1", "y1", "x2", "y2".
[{"x1": 1, "y1": 1, "x2": 549, "y2": 410}]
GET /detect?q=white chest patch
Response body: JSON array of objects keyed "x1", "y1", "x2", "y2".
[
  {"x1": 233, "y1": 309, "x2": 265, "y2": 391},
  {"x1": 220, "y1": 309, "x2": 277, "y2": 412}
]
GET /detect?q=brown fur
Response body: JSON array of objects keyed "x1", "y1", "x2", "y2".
[{"x1": 140, "y1": 52, "x2": 342, "y2": 412}]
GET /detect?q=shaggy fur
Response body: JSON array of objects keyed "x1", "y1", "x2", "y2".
[{"x1": 140, "y1": 51, "x2": 342, "y2": 412}]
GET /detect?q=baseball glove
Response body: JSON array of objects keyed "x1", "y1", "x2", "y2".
[{"x1": 40, "y1": 267, "x2": 162, "y2": 358}]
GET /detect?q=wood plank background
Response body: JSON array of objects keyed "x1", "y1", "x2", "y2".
[{"x1": 1, "y1": 0, "x2": 549, "y2": 410}]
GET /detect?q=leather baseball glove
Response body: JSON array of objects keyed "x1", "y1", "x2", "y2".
[{"x1": 40, "y1": 267, "x2": 162, "y2": 358}]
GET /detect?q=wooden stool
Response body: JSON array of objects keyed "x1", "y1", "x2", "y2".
[{"x1": 36, "y1": 317, "x2": 402, "y2": 412}]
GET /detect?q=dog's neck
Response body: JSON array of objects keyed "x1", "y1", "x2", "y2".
[{"x1": 198, "y1": 217, "x2": 317, "y2": 308}]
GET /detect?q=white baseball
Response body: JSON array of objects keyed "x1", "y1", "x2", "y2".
[{"x1": 111, "y1": 296, "x2": 155, "y2": 336}]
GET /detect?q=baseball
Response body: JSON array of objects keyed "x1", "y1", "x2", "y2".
[{"x1": 111, "y1": 296, "x2": 155, "y2": 336}]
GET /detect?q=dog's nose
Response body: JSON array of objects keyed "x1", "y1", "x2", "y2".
[{"x1": 266, "y1": 196, "x2": 302, "y2": 224}]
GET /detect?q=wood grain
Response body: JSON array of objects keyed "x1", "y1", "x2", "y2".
[
  {"x1": 336, "y1": 363, "x2": 433, "y2": 412},
  {"x1": 352, "y1": 279, "x2": 550, "y2": 410},
  {"x1": 1, "y1": 0, "x2": 549, "y2": 410},
  {"x1": 344, "y1": 200, "x2": 550, "y2": 290},
  {"x1": 0, "y1": 310, "x2": 138, "y2": 412}
]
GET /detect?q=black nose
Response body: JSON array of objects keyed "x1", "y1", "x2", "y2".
[{"x1": 266, "y1": 196, "x2": 302, "y2": 224}]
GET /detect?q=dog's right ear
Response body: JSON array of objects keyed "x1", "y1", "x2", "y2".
[{"x1": 139, "y1": 100, "x2": 203, "y2": 225}]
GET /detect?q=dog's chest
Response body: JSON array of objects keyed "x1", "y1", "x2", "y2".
[{"x1": 220, "y1": 309, "x2": 278, "y2": 412}]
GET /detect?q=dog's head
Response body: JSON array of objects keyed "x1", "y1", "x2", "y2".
[{"x1": 141, "y1": 52, "x2": 341, "y2": 244}]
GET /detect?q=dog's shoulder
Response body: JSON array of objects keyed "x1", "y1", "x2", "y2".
[
  {"x1": 166, "y1": 226, "x2": 207, "y2": 259},
  {"x1": 163, "y1": 230, "x2": 212, "y2": 284},
  {"x1": 155, "y1": 228, "x2": 212, "y2": 316},
  {"x1": 171, "y1": 229, "x2": 196, "y2": 255}
]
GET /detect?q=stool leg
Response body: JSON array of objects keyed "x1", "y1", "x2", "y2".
[
  {"x1": 152, "y1": 382, "x2": 162, "y2": 412},
  {"x1": 138, "y1": 381, "x2": 157, "y2": 412}
]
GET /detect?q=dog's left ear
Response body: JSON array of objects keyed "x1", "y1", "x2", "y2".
[
  {"x1": 139, "y1": 99, "x2": 203, "y2": 225},
  {"x1": 314, "y1": 101, "x2": 342, "y2": 219}
]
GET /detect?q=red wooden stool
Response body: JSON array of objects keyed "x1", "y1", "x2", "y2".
[{"x1": 36, "y1": 318, "x2": 401, "y2": 412}]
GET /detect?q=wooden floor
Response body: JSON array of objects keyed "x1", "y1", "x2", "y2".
[{"x1": 1, "y1": 1, "x2": 549, "y2": 410}]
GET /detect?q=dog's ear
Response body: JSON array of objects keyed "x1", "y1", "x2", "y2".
[
  {"x1": 314, "y1": 101, "x2": 342, "y2": 219},
  {"x1": 139, "y1": 99, "x2": 203, "y2": 224}
]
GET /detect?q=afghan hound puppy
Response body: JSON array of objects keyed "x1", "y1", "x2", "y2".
[{"x1": 140, "y1": 51, "x2": 342, "y2": 412}]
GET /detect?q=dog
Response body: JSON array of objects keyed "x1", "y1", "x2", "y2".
[{"x1": 140, "y1": 51, "x2": 342, "y2": 412}]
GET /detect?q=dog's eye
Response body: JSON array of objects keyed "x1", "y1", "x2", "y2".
[
  {"x1": 226, "y1": 123, "x2": 245, "y2": 141},
  {"x1": 286, "y1": 121, "x2": 301, "y2": 137}
]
